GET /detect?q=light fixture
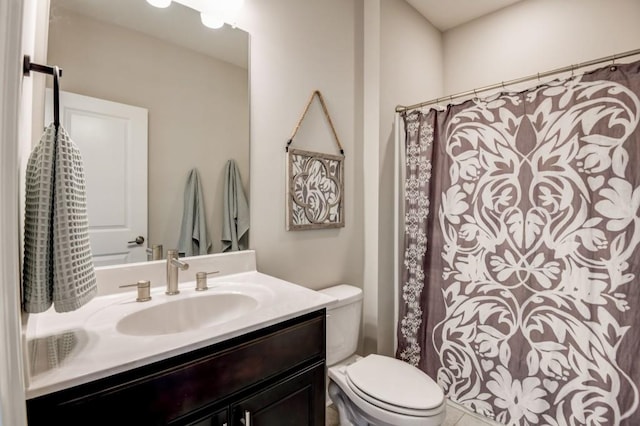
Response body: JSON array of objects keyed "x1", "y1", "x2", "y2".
[
  {"x1": 146, "y1": 0, "x2": 172, "y2": 8},
  {"x1": 199, "y1": 0, "x2": 245, "y2": 29},
  {"x1": 146, "y1": 0, "x2": 244, "y2": 29},
  {"x1": 200, "y1": 12, "x2": 224, "y2": 30},
  {"x1": 200, "y1": 12, "x2": 224, "y2": 29}
]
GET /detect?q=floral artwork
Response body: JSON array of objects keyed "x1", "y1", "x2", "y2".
[
  {"x1": 398, "y1": 60, "x2": 640, "y2": 425},
  {"x1": 287, "y1": 148, "x2": 344, "y2": 230}
]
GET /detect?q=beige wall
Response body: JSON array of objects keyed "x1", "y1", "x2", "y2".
[
  {"x1": 443, "y1": 0, "x2": 640, "y2": 94},
  {"x1": 240, "y1": 0, "x2": 365, "y2": 291},
  {"x1": 239, "y1": 0, "x2": 441, "y2": 355},
  {"x1": 47, "y1": 9, "x2": 249, "y2": 254}
]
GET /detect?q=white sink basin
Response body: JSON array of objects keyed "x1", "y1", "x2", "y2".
[{"x1": 116, "y1": 293, "x2": 259, "y2": 336}]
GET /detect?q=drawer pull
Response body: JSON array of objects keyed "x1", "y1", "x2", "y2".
[{"x1": 239, "y1": 410, "x2": 251, "y2": 425}]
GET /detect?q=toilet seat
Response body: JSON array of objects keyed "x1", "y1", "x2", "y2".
[
  {"x1": 346, "y1": 374, "x2": 444, "y2": 417},
  {"x1": 346, "y1": 354, "x2": 444, "y2": 416},
  {"x1": 345, "y1": 354, "x2": 444, "y2": 415},
  {"x1": 328, "y1": 355, "x2": 446, "y2": 426}
]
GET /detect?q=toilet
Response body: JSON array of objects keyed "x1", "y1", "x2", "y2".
[{"x1": 319, "y1": 285, "x2": 446, "y2": 426}]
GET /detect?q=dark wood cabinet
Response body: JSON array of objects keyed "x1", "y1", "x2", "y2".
[
  {"x1": 185, "y1": 408, "x2": 228, "y2": 426},
  {"x1": 27, "y1": 310, "x2": 326, "y2": 426},
  {"x1": 231, "y1": 362, "x2": 325, "y2": 426}
]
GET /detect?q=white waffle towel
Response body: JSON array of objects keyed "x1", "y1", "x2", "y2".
[{"x1": 23, "y1": 123, "x2": 97, "y2": 313}]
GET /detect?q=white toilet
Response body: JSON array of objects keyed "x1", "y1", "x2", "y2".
[{"x1": 319, "y1": 285, "x2": 446, "y2": 426}]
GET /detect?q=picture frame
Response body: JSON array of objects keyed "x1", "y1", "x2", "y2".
[{"x1": 286, "y1": 148, "x2": 344, "y2": 230}]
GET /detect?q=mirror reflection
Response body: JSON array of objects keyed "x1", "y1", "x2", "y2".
[{"x1": 45, "y1": 0, "x2": 250, "y2": 267}]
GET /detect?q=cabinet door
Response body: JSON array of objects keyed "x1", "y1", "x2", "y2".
[
  {"x1": 232, "y1": 362, "x2": 325, "y2": 426},
  {"x1": 186, "y1": 408, "x2": 228, "y2": 426}
]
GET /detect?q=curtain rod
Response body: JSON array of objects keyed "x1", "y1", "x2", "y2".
[{"x1": 395, "y1": 47, "x2": 640, "y2": 113}]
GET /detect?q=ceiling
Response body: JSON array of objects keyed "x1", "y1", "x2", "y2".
[{"x1": 405, "y1": 0, "x2": 524, "y2": 31}]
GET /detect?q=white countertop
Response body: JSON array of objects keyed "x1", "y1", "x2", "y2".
[{"x1": 25, "y1": 270, "x2": 336, "y2": 399}]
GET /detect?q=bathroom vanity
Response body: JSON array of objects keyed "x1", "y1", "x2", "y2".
[
  {"x1": 27, "y1": 310, "x2": 325, "y2": 425},
  {"x1": 24, "y1": 251, "x2": 334, "y2": 426}
]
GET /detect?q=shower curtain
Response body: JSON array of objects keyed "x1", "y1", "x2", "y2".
[{"x1": 397, "y1": 60, "x2": 640, "y2": 425}]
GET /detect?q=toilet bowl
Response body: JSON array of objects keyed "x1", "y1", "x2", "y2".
[{"x1": 319, "y1": 285, "x2": 445, "y2": 426}]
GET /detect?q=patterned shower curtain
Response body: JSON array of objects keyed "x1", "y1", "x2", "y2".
[{"x1": 397, "y1": 60, "x2": 640, "y2": 425}]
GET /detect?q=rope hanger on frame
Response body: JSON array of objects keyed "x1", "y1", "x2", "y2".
[{"x1": 285, "y1": 90, "x2": 345, "y2": 156}]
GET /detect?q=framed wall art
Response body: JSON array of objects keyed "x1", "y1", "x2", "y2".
[{"x1": 285, "y1": 91, "x2": 345, "y2": 231}]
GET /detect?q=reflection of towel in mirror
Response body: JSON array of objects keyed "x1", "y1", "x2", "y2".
[
  {"x1": 178, "y1": 168, "x2": 211, "y2": 257},
  {"x1": 22, "y1": 123, "x2": 97, "y2": 313},
  {"x1": 222, "y1": 159, "x2": 249, "y2": 252}
]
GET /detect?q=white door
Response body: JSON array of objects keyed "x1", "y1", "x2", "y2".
[{"x1": 45, "y1": 90, "x2": 148, "y2": 266}]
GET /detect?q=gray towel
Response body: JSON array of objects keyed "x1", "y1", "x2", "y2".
[
  {"x1": 23, "y1": 123, "x2": 97, "y2": 313},
  {"x1": 222, "y1": 159, "x2": 249, "y2": 252},
  {"x1": 178, "y1": 168, "x2": 211, "y2": 257}
]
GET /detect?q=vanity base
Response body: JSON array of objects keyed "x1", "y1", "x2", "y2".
[{"x1": 27, "y1": 309, "x2": 326, "y2": 426}]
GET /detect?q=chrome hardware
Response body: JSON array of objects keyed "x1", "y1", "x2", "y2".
[
  {"x1": 146, "y1": 244, "x2": 163, "y2": 261},
  {"x1": 239, "y1": 411, "x2": 251, "y2": 425},
  {"x1": 166, "y1": 249, "x2": 189, "y2": 295},
  {"x1": 195, "y1": 271, "x2": 220, "y2": 291},
  {"x1": 128, "y1": 235, "x2": 145, "y2": 245},
  {"x1": 119, "y1": 280, "x2": 151, "y2": 302}
]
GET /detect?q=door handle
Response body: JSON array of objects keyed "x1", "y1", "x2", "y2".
[{"x1": 128, "y1": 236, "x2": 145, "y2": 245}]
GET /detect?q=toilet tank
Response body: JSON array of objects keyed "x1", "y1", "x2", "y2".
[{"x1": 318, "y1": 285, "x2": 363, "y2": 366}]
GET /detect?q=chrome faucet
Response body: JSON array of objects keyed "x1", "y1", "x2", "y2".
[{"x1": 166, "y1": 249, "x2": 189, "y2": 295}]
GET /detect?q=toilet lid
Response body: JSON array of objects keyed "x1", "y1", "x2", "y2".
[{"x1": 345, "y1": 354, "x2": 444, "y2": 411}]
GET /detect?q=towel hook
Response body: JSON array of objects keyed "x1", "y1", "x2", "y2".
[
  {"x1": 53, "y1": 65, "x2": 60, "y2": 130},
  {"x1": 22, "y1": 55, "x2": 63, "y2": 131}
]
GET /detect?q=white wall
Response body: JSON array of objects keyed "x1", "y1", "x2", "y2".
[
  {"x1": 361, "y1": 0, "x2": 381, "y2": 356},
  {"x1": 2, "y1": 0, "x2": 36, "y2": 423},
  {"x1": 443, "y1": 0, "x2": 640, "y2": 95},
  {"x1": 376, "y1": 0, "x2": 442, "y2": 355},
  {"x1": 239, "y1": 0, "x2": 364, "y2": 291}
]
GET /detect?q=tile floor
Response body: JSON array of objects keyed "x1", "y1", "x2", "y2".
[{"x1": 326, "y1": 400, "x2": 499, "y2": 426}]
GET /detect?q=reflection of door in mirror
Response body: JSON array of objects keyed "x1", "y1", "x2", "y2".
[
  {"x1": 45, "y1": 90, "x2": 148, "y2": 267},
  {"x1": 44, "y1": 0, "x2": 250, "y2": 265}
]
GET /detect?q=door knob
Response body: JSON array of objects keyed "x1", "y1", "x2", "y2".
[{"x1": 128, "y1": 236, "x2": 145, "y2": 245}]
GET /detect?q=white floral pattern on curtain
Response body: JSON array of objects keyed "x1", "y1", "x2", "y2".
[{"x1": 397, "y1": 60, "x2": 640, "y2": 425}]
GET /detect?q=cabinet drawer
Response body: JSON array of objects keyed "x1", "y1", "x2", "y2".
[{"x1": 27, "y1": 310, "x2": 326, "y2": 425}]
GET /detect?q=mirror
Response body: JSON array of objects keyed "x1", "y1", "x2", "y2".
[{"x1": 45, "y1": 0, "x2": 249, "y2": 266}]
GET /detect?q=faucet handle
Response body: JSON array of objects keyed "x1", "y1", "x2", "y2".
[
  {"x1": 195, "y1": 271, "x2": 220, "y2": 291},
  {"x1": 119, "y1": 280, "x2": 152, "y2": 302}
]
